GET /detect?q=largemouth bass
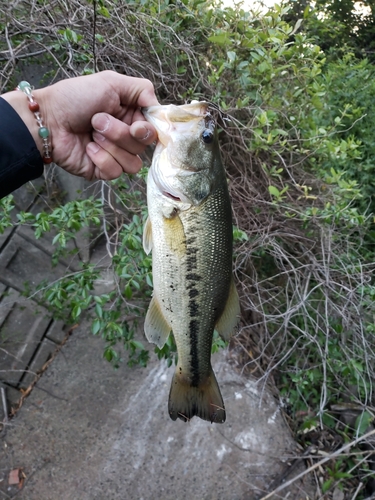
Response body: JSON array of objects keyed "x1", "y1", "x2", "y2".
[{"x1": 142, "y1": 101, "x2": 240, "y2": 423}]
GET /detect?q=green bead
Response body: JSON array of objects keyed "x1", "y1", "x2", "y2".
[
  {"x1": 38, "y1": 127, "x2": 49, "y2": 139},
  {"x1": 18, "y1": 81, "x2": 31, "y2": 90}
]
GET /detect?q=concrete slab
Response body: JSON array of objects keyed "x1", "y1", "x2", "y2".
[
  {"x1": 20, "y1": 337, "x2": 56, "y2": 388},
  {"x1": 0, "y1": 323, "x2": 313, "y2": 499},
  {"x1": 0, "y1": 308, "x2": 50, "y2": 385},
  {"x1": 0, "y1": 291, "x2": 51, "y2": 385},
  {"x1": 44, "y1": 320, "x2": 68, "y2": 345},
  {"x1": 0, "y1": 226, "x2": 14, "y2": 255},
  {"x1": 0, "y1": 288, "x2": 19, "y2": 328},
  {"x1": 0, "y1": 233, "x2": 70, "y2": 293}
]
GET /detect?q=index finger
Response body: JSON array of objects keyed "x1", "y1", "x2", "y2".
[
  {"x1": 132, "y1": 78, "x2": 160, "y2": 108},
  {"x1": 102, "y1": 72, "x2": 160, "y2": 108}
]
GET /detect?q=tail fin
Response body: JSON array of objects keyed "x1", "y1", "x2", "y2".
[{"x1": 168, "y1": 368, "x2": 226, "y2": 423}]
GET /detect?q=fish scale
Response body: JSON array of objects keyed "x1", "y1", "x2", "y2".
[{"x1": 154, "y1": 186, "x2": 232, "y2": 382}]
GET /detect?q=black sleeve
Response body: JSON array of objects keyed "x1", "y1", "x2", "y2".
[{"x1": 0, "y1": 97, "x2": 44, "y2": 199}]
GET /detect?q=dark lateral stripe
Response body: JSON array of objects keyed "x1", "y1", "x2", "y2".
[
  {"x1": 186, "y1": 244, "x2": 201, "y2": 386},
  {"x1": 188, "y1": 299, "x2": 199, "y2": 317},
  {"x1": 186, "y1": 246, "x2": 198, "y2": 255},
  {"x1": 188, "y1": 288, "x2": 199, "y2": 298},
  {"x1": 189, "y1": 319, "x2": 200, "y2": 387},
  {"x1": 186, "y1": 256, "x2": 197, "y2": 272},
  {"x1": 186, "y1": 245, "x2": 198, "y2": 272},
  {"x1": 186, "y1": 236, "x2": 197, "y2": 245},
  {"x1": 186, "y1": 273, "x2": 201, "y2": 281}
]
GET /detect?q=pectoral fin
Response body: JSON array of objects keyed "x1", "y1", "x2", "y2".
[
  {"x1": 215, "y1": 278, "x2": 240, "y2": 342},
  {"x1": 144, "y1": 296, "x2": 171, "y2": 348},
  {"x1": 142, "y1": 217, "x2": 153, "y2": 255}
]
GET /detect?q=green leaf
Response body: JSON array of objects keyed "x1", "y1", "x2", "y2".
[
  {"x1": 132, "y1": 280, "x2": 140, "y2": 290},
  {"x1": 72, "y1": 304, "x2": 82, "y2": 319},
  {"x1": 104, "y1": 347, "x2": 114, "y2": 362},
  {"x1": 92, "y1": 319, "x2": 101, "y2": 335},
  {"x1": 95, "y1": 303, "x2": 103, "y2": 319},
  {"x1": 64, "y1": 28, "x2": 78, "y2": 43},
  {"x1": 131, "y1": 340, "x2": 145, "y2": 350},
  {"x1": 233, "y1": 226, "x2": 248, "y2": 241},
  {"x1": 322, "y1": 478, "x2": 333, "y2": 493},
  {"x1": 268, "y1": 185, "x2": 280, "y2": 197},
  {"x1": 98, "y1": 6, "x2": 110, "y2": 18},
  {"x1": 355, "y1": 411, "x2": 373, "y2": 436},
  {"x1": 291, "y1": 19, "x2": 303, "y2": 36},
  {"x1": 258, "y1": 61, "x2": 270, "y2": 73},
  {"x1": 124, "y1": 284, "x2": 132, "y2": 299},
  {"x1": 207, "y1": 33, "x2": 231, "y2": 45},
  {"x1": 52, "y1": 234, "x2": 60, "y2": 245}
]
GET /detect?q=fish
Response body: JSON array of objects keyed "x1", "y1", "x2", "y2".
[{"x1": 142, "y1": 101, "x2": 240, "y2": 424}]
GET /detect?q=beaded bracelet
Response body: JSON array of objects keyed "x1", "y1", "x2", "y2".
[{"x1": 16, "y1": 81, "x2": 53, "y2": 164}]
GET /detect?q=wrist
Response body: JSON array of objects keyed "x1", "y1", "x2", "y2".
[{"x1": 2, "y1": 85, "x2": 53, "y2": 163}]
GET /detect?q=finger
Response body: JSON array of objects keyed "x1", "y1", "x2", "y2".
[
  {"x1": 133, "y1": 78, "x2": 160, "y2": 107},
  {"x1": 92, "y1": 113, "x2": 157, "y2": 154},
  {"x1": 122, "y1": 106, "x2": 150, "y2": 126},
  {"x1": 86, "y1": 142, "x2": 123, "y2": 180},
  {"x1": 129, "y1": 121, "x2": 158, "y2": 145},
  {"x1": 88, "y1": 137, "x2": 142, "y2": 178},
  {"x1": 92, "y1": 133, "x2": 143, "y2": 173},
  {"x1": 102, "y1": 72, "x2": 159, "y2": 108}
]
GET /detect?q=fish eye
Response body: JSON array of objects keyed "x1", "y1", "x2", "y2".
[{"x1": 201, "y1": 129, "x2": 214, "y2": 144}]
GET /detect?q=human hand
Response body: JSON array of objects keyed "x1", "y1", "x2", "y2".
[{"x1": 30, "y1": 71, "x2": 159, "y2": 180}]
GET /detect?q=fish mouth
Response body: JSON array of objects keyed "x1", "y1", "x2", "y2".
[
  {"x1": 142, "y1": 101, "x2": 209, "y2": 120},
  {"x1": 163, "y1": 191, "x2": 181, "y2": 202},
  {"x1": 142, "y1": 101, "x2": 210, "y2": 147}
]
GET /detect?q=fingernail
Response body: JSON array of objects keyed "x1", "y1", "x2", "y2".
[
  {"x1": 93, "y1": 132, "x2": 106, "y2": 143},
  {"x1": 134, "y1": 125, "x2": 151, "y2": 141},
  {"x1": 87, "y1": 142, "x2": 100, "y2": 154},
  {"x1": 92, "y1": 113, "x2": 110, "y2": 133}
]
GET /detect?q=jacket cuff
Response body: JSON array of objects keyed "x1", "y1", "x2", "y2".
[{"x1": 0, "y1": 96, "x2": 44, "y2": 199}]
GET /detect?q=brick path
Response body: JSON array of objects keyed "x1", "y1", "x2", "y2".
[{"x1": 0, "y1": 182, "x2": 72, "y2": 419}]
